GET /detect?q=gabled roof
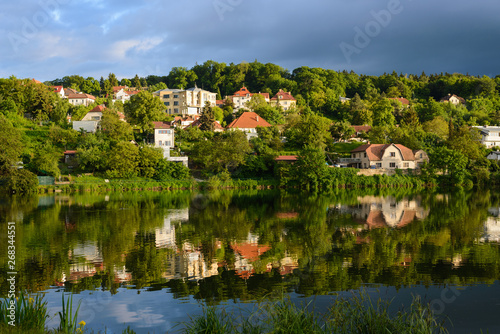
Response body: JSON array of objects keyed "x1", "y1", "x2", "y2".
[
  {"x1": 113, "y1": 86, "x2": 128, "y2": 93},
  {"x1": 89, "y1": 105, "x2": 106, "y2": 113},
  {"x1": 68, "y1": 93, "x2": 95, "y2": 100},
  {"x1": 352, "y1": 125, "x2": 372, "y2": 133},
  {"x1": 32, "y1": 79, "x2": 43, "y2": 84},
  {"x1": 388, "y1": 97, "x2": 409, "y2": 105},
  {"x1": 229, "y1": 87, "x2": 270, "y2": 100},
  {"x1": 351, "y1": 144, "x2": 415, "y2": 161},
  {"x1": 271, "y1": 89, "x2": 296, "y2": 101},
  {"x1": 227, "y1": 112, "x2": 271, "y2": 129},
  {"x1": 440, "y1": 94, "x2": 465, "y2": 104},
  {"x1": 52, "y1": 86, "x2": 64, "y2": 93},
  {"x1": 153, "y1": 121, "x2": 171, "y2": 129},
  {"x1": 186, "y1": 119, "x2": 224, "y2": 130}
]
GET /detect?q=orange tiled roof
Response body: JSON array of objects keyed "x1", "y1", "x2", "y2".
[
  {"x1": 89, "y1": 105, "x2": 106, "y2": 113},
  {"x1": 352, "y1": 125, "x2": 372, "y2": 133},
  {"x1": 231, "y1": 243, "x2": 271, "y2": 262},
  {"x1": 153, "y1": 121, "x2": 171, "y2": 129},
  {"x1": 113, "y1": 86, "x2": 128, "y2": 93},
  {"x1": 68, "y1": 93, "x2": 95, "y2": 100},
  {"x1": 52, "y1": 85, "x2": 64, "y2": 93},
  {"x1": 230, "y1": 87, "x2": 270, "y2": 100},
  {"x1": 351, "y1": 144, "x2": 415, "y2": 161},
  {"x1": 275, "y1": 155, "x2": 297, "y2": 161},
  {"x1": 227, "y1": 111, "x2": 271, "y2": 129},
  {"x1": 388, "y1": 97, "x2": 409, "y2": 105}
]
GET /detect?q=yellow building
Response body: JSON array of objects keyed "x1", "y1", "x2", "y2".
[
  {"x1": 154, "y1": 85, "x2": 217, "y2": 115},
  {"x1": 270, "y1": 89, "x2": 297, "y2": 111}
]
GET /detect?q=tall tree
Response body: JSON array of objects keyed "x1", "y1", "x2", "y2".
[{"x1": 123, "y1": 91, "x2": 165, "y2": 133}]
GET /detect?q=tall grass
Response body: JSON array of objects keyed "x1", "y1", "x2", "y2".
[
  {"x1": 0, "y1": 291, "x2": 49, "y2": 332},
  {"x1": 58, "y1": 293, "x2": 82, "y2": 333},
  {"x1": 180, "y1": 292, "x2": 449, "y2": 334}
]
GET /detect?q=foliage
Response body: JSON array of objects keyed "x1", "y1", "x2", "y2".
[
  {"x1": 284, "y1": 113, "x2": 332, "y2": 151},
  {"x1": 100, "y1": 109, "x2": 134, "y2": 142},
  {"x1": 0, "y1": 292, "x2": 49, "y2": 332},
  {"x1": 155, "y1": 159, "x2": 191, "y2": 180},
  {"x1": 138, "y1": 145, "x2": 164, "y2": 178},
  {"x1": 58, "y1": 293, "x2": 83, "y2": 334},
  {"x1": 105, "y1": 141, "x2": 140, "y2": 178},
  {"x1": 1, "y1": 168, "x2": 39, "y2": 194},
  {"x1": 124, "y1": 91, "x2": 165, "y2": 133},
  {"x1": 0, "y1": 115, "x2": 23, "y2": 173}
]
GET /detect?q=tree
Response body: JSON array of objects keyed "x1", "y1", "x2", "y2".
[
  {"x1": 167, "y1": 67, "x2": 197, "y2": 89},
  {"x1": 100, "y1": 109, "x2": 134, "y2": 142},
  {"x1": 330, "y1": 121, "x2": 355, "y2": 142},
  {"x1": 429, "y1": 147, "x2": 468, "y2": 185},
  {"x1": 254, "y1": 105, "x2": 285, "y2": 125},
  {"x1": 27, "y1": 143, "x2": 61, "y2": 177},
  {"x1": 0, "y1": 115, "x2": 23, "y2": 173},
  {"x1": 138, "y1": 145, "x2": 163, "y2": 178},
  {"x1": 105, "y1": 142, "x2": 139, "y2": 178},
  {"x1": 120, "y1": 78, "x2": 132, "y2": 87},
  {"x1": 132, "y1": 75, "x2": 141, "y2": 89},
  {"x1": 372, "y1": 98, "x2": 396, "y2": 127},
  {"x1": 284, "y1": 113, "x2": 332, "y2": 151},
  {"x1": 124, "y1": 91, "x2": 165, "y2": 133},
  {"x1": 154, "y1": 159, "x2": 190, "y2": 180},
  {"x1": 199, "y1": 101, "x2": 216, "y2": 131},
  {"x1": 108, "y1": 73, "x2": 119, "y2": 87},
  {"x1": 292, "y1": 145, "x2": 329, "y2": 189}
]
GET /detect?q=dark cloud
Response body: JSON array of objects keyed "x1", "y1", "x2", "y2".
[{"x1": 0, "y1": 0, "x2": 499, "y2": 81}]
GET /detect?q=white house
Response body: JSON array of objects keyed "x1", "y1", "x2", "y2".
[
  {"x1": 473, "y1": 126, "x2": 500, "y2": 148},
  {"x1": 68, "y1": 93, "x2": 96, "y2": 106},
  {"x1": 225, "y1": 86, "x2": 270, "y2": 111},
  {"x1": 349, "y1": 144, "x2": 428, "y2": 169}
]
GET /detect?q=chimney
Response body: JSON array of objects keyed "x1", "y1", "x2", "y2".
[{"x1": 256, "y1": 115, "x2": 259, "y2": 122}]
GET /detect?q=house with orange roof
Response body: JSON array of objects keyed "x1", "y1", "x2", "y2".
[
  {"x1": 227, "y1": 111, "x2": 271, "y2": 140},
  {"x1": 67, "y1": 92, "x2": 96, "y2": 106},
  {"x1": 186, "y1": 118, "x2": 224, "y2": 132},
  {"x1": 350, "y1": 143, "x2": 428, "y2": 169},
  {"x1": 171, "y1": 115, "x2": 200, "y2": 128},
  {"x1": 388, "y1": 97, "x2": 410, "y2": 106},
  {"x1": 225, "y1": 86, "x2": 270, "y2": 111},
  {"x1": 270, "y1": 89, "x2": 296, "y2": 111}
]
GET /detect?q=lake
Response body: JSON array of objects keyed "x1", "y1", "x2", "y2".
[{"x1": 1, "y1": 188, "x2": 499, "y2": 333}]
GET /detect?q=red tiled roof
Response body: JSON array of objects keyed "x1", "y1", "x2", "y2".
[
  {"x1": 153, "y1": 121, "x2": 171, "y2": 129},
  {"x1": 275, "y1": 212, "x2": 299, "y2": 219},
  {"x1": 351, "y1": 144, "x2": 415, "y2": 161},
  {"x1": 116, "y1": 111, "x2": 126, "y2": 120},
  {"x1": 275, "y1": 155, "x2": 297, "y2": 161},
  {"x1": 388, "y1": 97, "x2": 409, "y2": 105},
  {"x1": 32, "y1": 79, "x2": 43, "y2": 84},
  {"x1": 227, "y1": 111, "x2": 271, "y2": 129},
  {"x1": 52, "y1": 85, "x2": 64, "y2": 93},
  {"x1": 113, "y1": 86, "x2": 128, "y2": 92},
  {"x1": 271, "y1": 89, "x2": 296, "y2": 101},
  {"x1": 230, "y1": 87, "x2": 271, "y2": 100},
  {"x1": 89, "y1": 105, "x2": 106, "y2": 113},
  {"x1": 64, "y1": 150, "x2": 77, "y2": 154}
]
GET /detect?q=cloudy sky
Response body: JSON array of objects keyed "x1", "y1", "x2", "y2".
[{"x1": 1, "y1": 0, "x2": 499, "y2": 81}]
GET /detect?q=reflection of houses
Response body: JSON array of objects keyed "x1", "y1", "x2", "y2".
[
  {"x1": 66, "y1": 242, "x2": 104, "y2": 283},
  {"x1": 155, "y1": 209, "x2": 189, "y2": 249},
  {"x1": 482, "y1": 208, "x2": 500, "y2": 242},
  {"x1": 335, "y1": 196, "x2": 429, "y2": 229},
  {"x1": 231, "y1": 233, "x2": 271, "y2": 279}
]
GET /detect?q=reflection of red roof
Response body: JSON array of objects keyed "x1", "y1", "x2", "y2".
[
  {"x1": 366, "y1": 210, "x2": 387, "y2": 229},
  {"x1": 271, "y1": 89, "x2": 296, "y2": 101},
  {"x1": 275, "y1": 211, "x2": 299, "y2": 219},
  {"x1": 227, "y1": 112, "x2": 271, "y2": 129},
  {"x1": 396, "y1": 210, "x2": 417, "y2": 228},
  {"x1": 275, "y1": 155, "x2": 297, "y2": 162},
  {"x1": 388, "y1": 97, "x2": 409, "y2": 105},
  {"x1": 153, "y1": 121, "x2": 171, "y2": 129},
  {"x1": 231, "y1": 243, "x2": 271, "y2": 262}
]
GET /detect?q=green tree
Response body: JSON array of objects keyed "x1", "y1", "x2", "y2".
[
  {"x1": 132, "y1": 75, "x2": 141, "y2": 89},
  {"x1": 28, "y1": 144, "x2": 61, "y2": 177},
  {"x1": 330, "y1": 121, "x2": 355, "y2": 142},
  {"x1": 429, "y1": 147, "x2": 468, "y2": 185},
  {"x1": 100, "y1": 109, "x2": 134, "y2": 143},
  {"x1": 124, "y1": 91, "x2": 165, "y2": 133},
  {"x1": 105, "y1": 142, "x2": 139, "y2": 178},
  {"x1": 199, "y1": 101, "x2": 216, "y2": 131},
  {"x1": 372, "y1": 98, "x2": 396, "y2": 127},
  {"x1": 154, "y1": 160, "x2": 190, "y2": 179},
  {"x1": 284, "y1": 113, "x2": 332, "y2": 151},
  {"x1": 138, "y1": 145, "x2": 163, "y2": 178}
]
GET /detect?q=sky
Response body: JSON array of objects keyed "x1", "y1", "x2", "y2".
[{"x1": 1, "y1": 0, "x2": 499, "y2": 82}]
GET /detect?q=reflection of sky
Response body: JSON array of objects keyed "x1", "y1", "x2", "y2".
[
  {"x1": 42, "y1": 282, "x2": 500, "y2": 333},
  {"x1": 44, "y1": 288, "x2": 206, "y2": 334}
]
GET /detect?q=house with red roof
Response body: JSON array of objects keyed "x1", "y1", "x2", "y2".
[
  {"x1": 186, "y1": 119, "x2": 224, "y2": 132},
  {"x1": 350, "y1": 144, "x2": 428, "y2": 169},
  {"x1": 227, "y1": 111, "x2": 271, "y2": 140},
  {"x1": 51, "y1": 86, "x2": 65, "y2": 98},
  {"x1": 270, "y1": 89, "x2": 296, "y2": 111},
  {"x1": 388, "y1": 97, "x2": 410, "y2": 106},
  {"x1": 225, "y1": 86, "x2": 270, "y2": 111}
]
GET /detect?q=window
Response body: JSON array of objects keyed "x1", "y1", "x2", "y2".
[
  {"x1": 173, "y1": 94, "x2": 179, "y2": 98},
  {"x1": 159, "y1": 141, "x2": 162, "y2": 146},
  {"x1": 166, "y1": 130, "x2": 171, "y2": 134},
  {"x1": 403, "y1": 162, "x2": 409, "y2": 168},
  {"x1": 164, "y1": 102, "x2": 170, "y2": 106},
  {"x1": 390, "y1": 162, "x2": 396, "y2": 168},
  {"x1": 364, "y1": 153, "x2": 367, "y2": 158},
  {"x1": 165, "y1": 141, "x2": 171, "y2": 146},
  {"x1": 376, "y1": 163, "x2": 382, "y2": 168},
  {"x1": 91, "y1": 116, "x2": 100, "y2": 120},
  {"x1": 163, "y1": 94, "x2": 170, "y2": 98},
  {"x1": 174, "y1": 101, "x2": 179, "y2": 106},
  {"x1": 174, "y1": 108, "x2": 179, "y2": 113},
  {"x1": 390, "y1": 152, "x2": 396, "y2": 157}
]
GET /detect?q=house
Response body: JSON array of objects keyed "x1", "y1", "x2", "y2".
[
  {"x1": 275, "y1": 155, "x2": 297, "y2": 163},
  {"x1": 270, "y1": 89, "x2": 296, "y2": 111},
  {"x1": 351, "y1": 125, "x2": 372, "y2": 138},
  {"x1": 185, "y1": 119, "x2": 224, "y2": 132},
  {"x1": 67, "y1": 93, "x2": 96, "y2": 106},
  {"x1": 339, "y1": 96, "x2": 351, "y2": 103},
  {"x1": 388, "y1": 97, "x2": 410, "y2": 106},
  {"x1": 472, "y1": 126, "x2": 500, "y2": 148},
  {"x1": 152, "y1": 121, "x2": 175, "y2": 157},
  {"x1": 81, "y1": 105, "x2": 105, "y2": 121},
  {"x1": 440, "y1": 94, "x2": 465, "y2": 105},
  {"x1": 52, "y1": 86, "x2": 65, "y2": 98},
  {"x1": 487, "y1": 151, "x2": 500, "y2": 161},
  {"x1": 171, "y1": 115, "x2": 200, "y2": 128},
  {"x1": 349, "y1": 144, "x2": 428, "y2": 169},
  {"x1": 154, "y1": 85, "x2": 217, "y2": 115},
  {"x1": 225, "y1": 86, "x2": 270, "y2": 111},
  {"x1": 226, "y1": 111, "x2": 271, "y2": 140}
]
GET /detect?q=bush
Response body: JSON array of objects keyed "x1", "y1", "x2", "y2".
[{"x1": 1, "y1": 169, "x2": 39, "y2": 194}]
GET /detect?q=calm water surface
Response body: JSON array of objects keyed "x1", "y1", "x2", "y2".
[{"x1": 1, "y1": 188, "x2": 499, "y2": 333}]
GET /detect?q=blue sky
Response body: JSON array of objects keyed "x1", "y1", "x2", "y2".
[{"x1": 1, "y1": 0, "x2": 499, "y2": 81}]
